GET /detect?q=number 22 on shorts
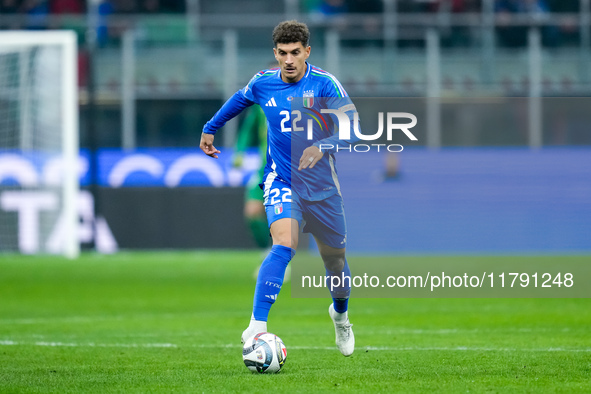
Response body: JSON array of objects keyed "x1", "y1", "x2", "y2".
[{"x1": 269, "y1": 187, "x2": 292, "y2": 205}]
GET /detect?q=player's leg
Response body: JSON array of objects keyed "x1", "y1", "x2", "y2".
[
  {"x1": 241, "y1": 182, "x2": 301, "y2": 343},
  {"x1": 304, "y1": 193, "x2": 354, "y2": 356},
  {"x1": 305, "y1": 194, "x2": 351, "y2": 315},
  {"x1": 241, "y1": 218, "x2": 298, "y2": 343},
  {"x1": 315, "y1": 238, "x2": 354, "y2": 356},
  {"x1": 316, "y1": 240, "x2": 350, "y2": 315}
]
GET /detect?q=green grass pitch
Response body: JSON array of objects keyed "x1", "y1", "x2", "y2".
[{"x1": 1, "y1": 252, "x2": 589, "y2": 392}]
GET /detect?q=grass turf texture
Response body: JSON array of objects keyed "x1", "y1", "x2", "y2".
[{"x1": 0, "y1": 252, "x2": 589, "y2": 393}]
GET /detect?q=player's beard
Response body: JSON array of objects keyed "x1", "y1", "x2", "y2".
[{"x1": 283, "y1": 65, "x2": 299, "y2": 82}]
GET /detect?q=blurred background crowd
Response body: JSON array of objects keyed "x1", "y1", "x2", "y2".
[
  {"x1": 0, "y1": 0, "x2": 585, "y2": 47},
  {"x1": 1, "y1": 1, "x2": 589, "y2": 148}
]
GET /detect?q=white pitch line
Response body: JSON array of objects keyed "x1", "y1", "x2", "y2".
[
  {"x1": 0, "y1": 340, "x2": 178, "y2": 348},
  {"x1": 0, "y1": 312, "x2": 244, "y2": 326},
  {"x1": 291, "y1": 346, "x2": 591, "y2": 352},
  {"x1": 0, "y1": 316, "x2": 128, "y2": 325},
  {"x1": 360, "y1": 327, "x2": 576, "y2": 335},
  {"x1": 1, "y1": 340, "x2": 589, "y2": 352},
  {"x1": 0, "y1": 316, "x2": 582, "y2": 337}
]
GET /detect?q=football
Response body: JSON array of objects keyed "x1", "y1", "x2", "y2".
[{"x1": 242, "y1": 332, "x2": 287, "y2": 373}]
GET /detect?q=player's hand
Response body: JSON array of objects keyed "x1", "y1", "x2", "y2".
[
  {"x1": 200, "y1": 133, "x2": 221, "y2": 159},
  {"x1": 298, "y1": 145, "x2": 323, "y2": 171}
]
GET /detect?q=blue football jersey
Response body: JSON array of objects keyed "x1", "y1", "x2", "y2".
[{"x1": 203, "y1": 63, "x2": 356, "y2": 201}]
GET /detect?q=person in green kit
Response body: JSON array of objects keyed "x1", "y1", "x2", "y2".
[{"x1": 233, "y1": 103, "x2": 271, "y2": 249}]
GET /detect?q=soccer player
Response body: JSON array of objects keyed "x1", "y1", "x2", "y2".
[{"x1": 201, "y1": 20, "x2": 355, "y2": 356}]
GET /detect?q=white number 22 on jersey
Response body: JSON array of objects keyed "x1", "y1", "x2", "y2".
[{"x1": 279, "y1": 110, "x2": 303, "y2": 133}]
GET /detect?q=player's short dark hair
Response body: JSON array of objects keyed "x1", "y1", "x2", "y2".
[{"x1": 272, "y1": 20, "x2": 310, "y2": 48}]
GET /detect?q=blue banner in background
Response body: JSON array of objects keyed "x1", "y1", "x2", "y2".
[
  {"x1": 97, "y1": 148, "x2": 261, "y2": 187},
  {"x1": 0, "y1": 148, "x2": 261, "y2": 188},
  {"x1": 0, "y1": 149, "x2": 92, "y2": 187}
]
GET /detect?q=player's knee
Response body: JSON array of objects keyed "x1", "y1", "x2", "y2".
[
  {"x1": 271, "y1": 226, "x2": 297, "y2": 249},
  {"x1": 272, "y1": 235, "x2": 297, "y2": 249},
  {"x1": 321, "y1": 253, "x2": 346, "y2": 272},
  {"x1": 270, "y1": 219, "x2": 299, "y2": 249}
]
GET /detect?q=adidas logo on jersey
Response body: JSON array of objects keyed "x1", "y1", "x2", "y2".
[
  {"x1": 265, "y1": 97, "x2": 278, "y2": 107},
  {"x1": 265, "y1": 294, "x2": 278, "y2": 300}
]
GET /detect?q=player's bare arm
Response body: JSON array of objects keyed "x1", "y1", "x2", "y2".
[{"x1": 200, "y1": 132, "x2": 221, "y2": 159}]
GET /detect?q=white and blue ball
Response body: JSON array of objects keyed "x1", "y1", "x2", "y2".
[{"x1": 242, "y1": 332, "x2": 287, "y2": 373}]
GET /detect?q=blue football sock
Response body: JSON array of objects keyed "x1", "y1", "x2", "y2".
[
  {"x1": 326, "y1": 258, "x2": 351, "y2": 314},
  {"x1": 252, "y1": 245, "x2": 295, "y2": 322}
]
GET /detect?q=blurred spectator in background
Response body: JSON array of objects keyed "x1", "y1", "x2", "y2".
[
  {"x1": 548, "y1": 0, "x2": 580, "y2": 46},
  {"x1": 310, "y1": 0, "x2": 348, "y2": 30},
  {"x1": 398, "y1": 0, "x2": 438, "y2": 13},
  {"x1": 346, "y1": 0, "x2": 382, "y2": 14},
  {"x1": 310, "y1": 0, "x2": 383, "y2": 47},
  {"x1": 495, "y1": 0, "x2": 559, "y2": 47},
  {"x1": 441, "y1": 0, "x2": 481, "y2": 47},
  {"x1": 50, "y1": 0, "x2": 83, "y2": 13},
  {"x1": 112, "y1": 0, "x2": 136, "y2": 13},
  {"x1": 397, "y1": 0, "x2": 434, "y2": 47},
  {"x1": 96, "y1": 0, "x2": 114, "y2": 47},
  {"x1": 548, "y1": 0, "x2": 580, "y2": 13},
  {"x1": 159, "y1": 0, "x2": 183, "y2": 13},
  {"x1": 21, "y1": 0, "x2": 49, "y2": 30},
  {"x1": 301, "y1": 0, "x2": 320, "y2": 13},
  {"x1": 1, "y1": 0, "x2": 20, "y2": 13},
  {"x1": 397, "y1": 0, "x2": 481, "y2": 47},
  {"x1": 140, "y1": 0, "x2": 158, "y2": 14},
  {"x1": 1, "y1": 0, "x2": 21, "y2": 29},
  {"x1": 309, "y1": 0, "x2": 348, "y2": 48},
  {"x1": 315, "y1": 0, "x2": 348, "y2": 19},
  {"x1": 345, "y1": 0, "x2": 383, "y2": 47}
]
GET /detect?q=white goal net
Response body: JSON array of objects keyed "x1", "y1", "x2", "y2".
[{"x1": 0, "y1": 31, "x2": 79, "y2": 258}]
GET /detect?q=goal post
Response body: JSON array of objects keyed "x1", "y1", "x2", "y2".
[{"x1": 0, "y1": 31, "x2": 79, "y2": 258}]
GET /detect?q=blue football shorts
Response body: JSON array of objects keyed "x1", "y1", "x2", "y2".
[{"x1": 263, "y1": 178, "x2": 347, "y2": 249}]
